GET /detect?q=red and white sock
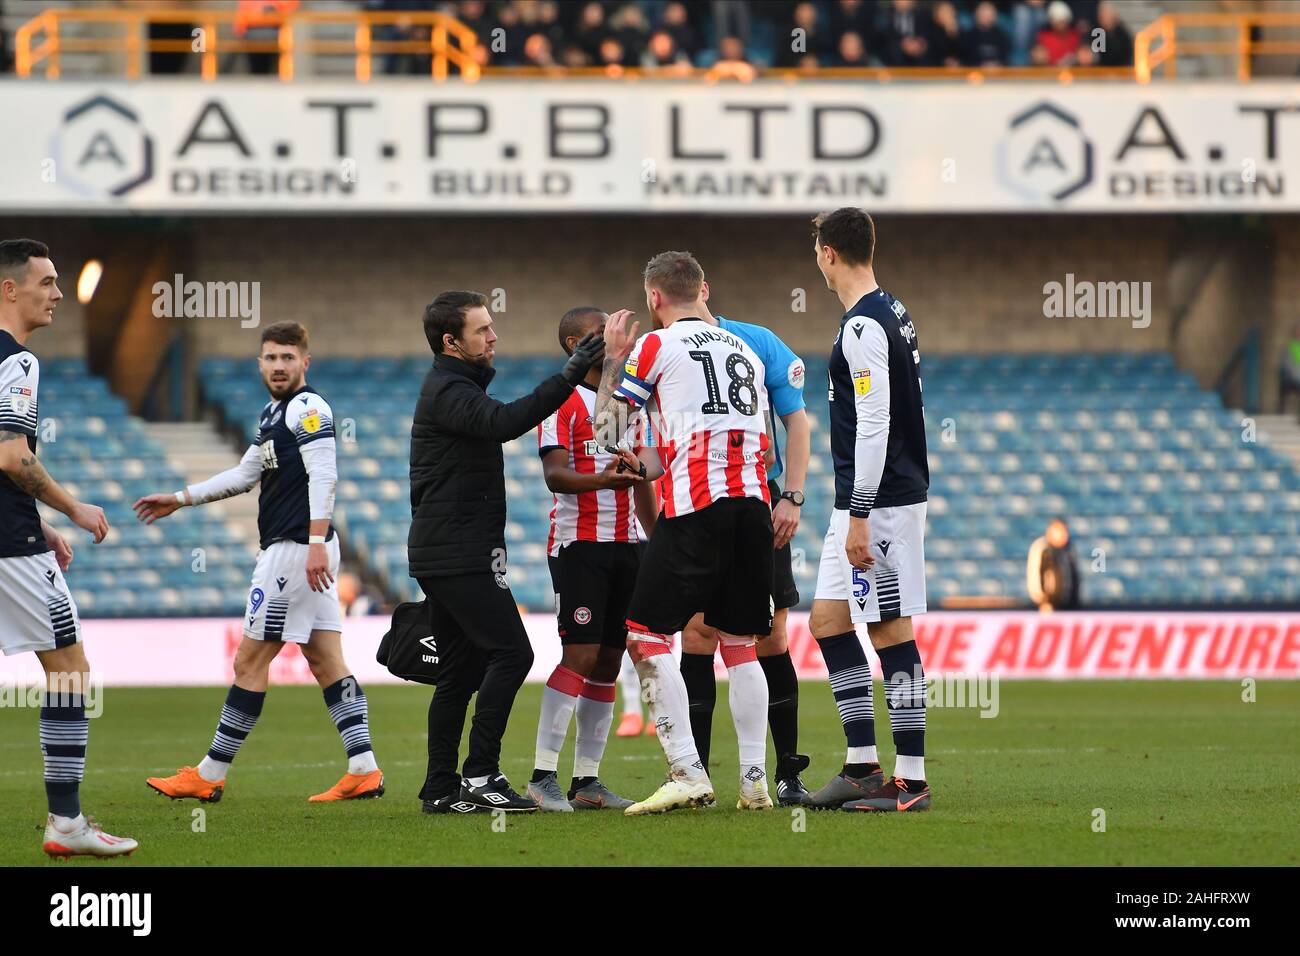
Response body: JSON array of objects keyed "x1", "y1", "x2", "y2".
[
  {"x1": 534, "y1": 665, "x2": 584, "y2": 773},
  {"x1": 573, "y1": 679, "x2": 616, "y2": 778},
  {"x1": 629, "y1": 631, "x2": 706, "y2": 781},
  {"x1": 721, "y1": 637, "x2": 768, "y2": 789}
]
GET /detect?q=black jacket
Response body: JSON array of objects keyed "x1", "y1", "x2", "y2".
[{"x1": 408, "y1": 353, "x2": 572, "y2": 578}]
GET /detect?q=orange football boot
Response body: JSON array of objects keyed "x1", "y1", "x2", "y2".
[
  {"x1": 146, "y1": 766, "x2": 224, "y2": 803},
  {"x1": 308, "y1": 769, "x2": 385, "y2": 802},
  {"x1": 615, "y1": 712, "x2": 643, "y2": 737}
]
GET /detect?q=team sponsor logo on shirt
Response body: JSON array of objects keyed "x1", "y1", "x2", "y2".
[
  {"x1": 853, "y1": 368, "x2": 872, "y2": 396},
  {"x1": 9, "y1": 386, "x2": 31, "y2": 396},
  {"x1": 787, "y1": 359, "x2": 805, "y2": 390},
  {"x1": 300, "y1": 408, "x2": 322, "y2": 433},
  {"x1": 583, "y1": 440, "x2": 599, "y2": 457}
]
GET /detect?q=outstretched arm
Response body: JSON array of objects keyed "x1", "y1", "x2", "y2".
[{"x1": 133, "y1": 443, "x2": 262, "y2": 524}]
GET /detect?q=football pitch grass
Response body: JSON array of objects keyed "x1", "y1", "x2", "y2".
[{"x1": 2, "y1": 680, "x2": 1297, "y2": 867}]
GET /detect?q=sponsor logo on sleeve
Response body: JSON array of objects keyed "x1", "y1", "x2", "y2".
[
  {"x1": 300, "y1": 408, "x2": 321, "y2": 433},
  {"x1": 853, "y1": 369, "x2": 871, "y2": 396},
  {"x1": 787, "y1": 359, "x2": 805, "y2": 390}
]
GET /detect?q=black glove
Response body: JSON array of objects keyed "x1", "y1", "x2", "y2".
[{"x1": 561, "y1": 331, "x2": 606, "y2": 385}]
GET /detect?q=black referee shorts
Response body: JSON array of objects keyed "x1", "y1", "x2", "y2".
[
  {"x1": 769, "y1": 478, "x2": 800, "y2": 611},
  {"x1": 625, "y1": 496, "x2": 774, "y2": 638},
  {"x1": 547, "y1": 541, "x2": 640, "y2": 649}
]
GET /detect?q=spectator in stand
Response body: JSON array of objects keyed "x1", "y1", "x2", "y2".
[
  {"x1": 523, "y1": 31, "x2": 557, "y2": 68},
  {"x1": 1010, "y1": 0, "x2": 1049, "y2": 64},
  {"x1": 775, "y1": 2, "x2": 828, "y2": 68},
  {"x1": 644, "y1": 29, "x2": 692, "y2": 70},
  {"x1": 833, "y1": 31, "x2": 870, "y2": 67},
  {"x1": 520, "y1": 1, "x2": 564, "y2": 49},
  {"x1": 610, "y1": 4, "x2": 651, "y2": 64},
  {"x1": 1076, "y1": 0, "x2": 1134, "y2": 67},
  {"x1": 661, "y1": 1, "x2": 701, "y2": 62},
  {"x1": 702, "y1": 34, "x2": 758, "y2": 78},
  {"x1": 928, "y1": 1, "x2": 963, "y2": 66},
  {"x1": 713, "y1": 0, "x2": 752, "y2": 48},
  {"x1": 829, "y1": 0, "x2": 874, "y2": 41},
  {"x1": 490, "y1": 1, "x2": 528, "y2": 65},
  {"x1": 558, "y1": 42, "x2": 591, "y2": 67},
  {"x1": 1027, "y1": 517, "x2": 1080, "y2": 612},
  {"x1": 1032, "y1": 0, "x2": 1081, "y2": 65},
  {"x1": 598, "y1": 36, "x2": 629, "y2": 70},
  {"x1": 454, "y1": 0, "x2": 493, "y2": 38},
  {"x1": 880, "y1": 0, "x2": 934, "y2": 67},
  {"x1": 574, "y1": 1, "x2": 609, "y2": 61},
  {"x1": 962, "y1": 1, "x2": 1011, "y2": 67}
]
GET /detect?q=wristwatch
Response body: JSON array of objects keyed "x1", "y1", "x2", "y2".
[{"x1": 780, "y1": 490, "x2": 805, "y2": 507}]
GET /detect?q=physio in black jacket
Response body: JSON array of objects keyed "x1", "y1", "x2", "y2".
[{"x1": 410, "y1": 290, "x2": 604, "y2": 813}]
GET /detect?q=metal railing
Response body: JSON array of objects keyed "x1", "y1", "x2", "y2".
[{"x1": 1134, "y1": 10, "x2": 1300, "y2": 82}]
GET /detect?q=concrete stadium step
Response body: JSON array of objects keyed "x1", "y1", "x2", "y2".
[
  {"x1": 1254, "y1": 414, "x2": 1300, "y2": 474},
  {"x1": 144, "y1": 422, "x2": 260, "y2": 539}
]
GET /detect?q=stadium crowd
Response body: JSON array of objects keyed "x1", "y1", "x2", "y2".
[{"x1": 370, "y1": 0, "x2": 1136, "y2": 72}]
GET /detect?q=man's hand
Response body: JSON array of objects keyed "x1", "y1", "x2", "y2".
[
  {"x1": 772, "y1": 497, "x2": 800, "y2": 550},
  {"x1": 306, "y1": 542, "x2": 334, "y2": 593},
  {"x1": 845, "y1": 515, "x2": 873, "y2": 570},
  {"x1": 597, "y1": 450, "x2": 644, "y2": 490},
  {"x1": 68, "y1": 502, "x2": 109, "y2": 544},
  {"x1": 133, "y1": 492, "x2": 183, "y2": 525},
  {"x1": 603, "y1": 309, "x2": 640, "y2": 364},
  {"x1": 560, "y1": 331, "x2": 606, "y2": 385},
  {"x1": 42, "y1": 522, "x2": 73, "y2": 572}
]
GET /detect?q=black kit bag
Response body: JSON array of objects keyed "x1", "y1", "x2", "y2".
[{"x1": 376, "y1": 599, "x2": 443, "y2": 685}]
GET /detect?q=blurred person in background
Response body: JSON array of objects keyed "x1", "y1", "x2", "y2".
[
  {"x1": 1027, "y1": 517, "x2": 1080, "y2": 612},
  {"x1": 927, "y1": 1, "x2": 963, "y2": 67},
  {"x1": 712, "y1": 0, "x2": 752, "y2": 48},
  {"x1": 1279, "y1": 320, "x2": 1300, "y2": 420},
  {"x1": 610, "y1": 3, "x2": 651, "y2": 63},
  {"x1": 829, "y1": 0, "x2": 874, "y2": 42},
  {"x1": 661, "y1": 1, "x2": 701, "y2": 62},
  {"x1": 962, "y1": 1, "x2": 1011, "y2": 67},
  {"x1": 337, "y1": 571, "x2": 380, "y2": 617},
  {"x1": 1032, "y1": 1, "x2": 1081, "y2": 65},
  {"x1": 1010, "y1": 0, "x2": 1048, "y2": 64},
  {"x1": 833, "y1": 30, "x2": 870, "y2": 67},
  {"x1": 643, "y1": 29, "x2": 693, "y2": 70},
  {"x1": 522, "y1": 32, "x2": 557, "y2": 68},
  {"x1": 774, "y1": 2, "x2": 828, "y2": 68},
  {"x1": 1076, "y1": 0, "x2": 1133, "y2": 67},
  {"x1": 574, "y1": 1, "x2": 609, "y2": 61},
  {"x1": 880, "y1": 0, "x2": 933, "y2": 67}
]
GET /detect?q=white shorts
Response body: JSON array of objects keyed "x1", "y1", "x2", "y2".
[
  {"x1": 0, "y1": 551, "x2": 83, "y2": 656},
  {"x1": 243, "y1": 538, "x2": 342, "y2": 644},
  {"x1": 814, "y1": 503, "x2": 927, "y2": 624}
]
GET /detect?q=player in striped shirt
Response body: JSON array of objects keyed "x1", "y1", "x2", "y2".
[
  {"x1": 594, "y1": 251, "x2": 776, "y2": 815},
  {"x1": 527, "y1": 307, "x2": 659, "y2": 812}
]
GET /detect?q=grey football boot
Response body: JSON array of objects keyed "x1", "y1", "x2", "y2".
[
  {"x1": 569, "y1": 778, "x2": 635, "y2": 811},
  {"x1": 526, "y1": 771, "x2": 575, "y2": 812},
  {"x1": 803, "y1": 764, "x2": 885, "y2": 809}
]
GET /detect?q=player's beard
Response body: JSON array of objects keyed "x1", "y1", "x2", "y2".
[{"x1": 265, "y1": 371, "x2": 302, "y2": 399}]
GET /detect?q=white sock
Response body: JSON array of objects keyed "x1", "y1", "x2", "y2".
[
  {"x1": 535, "y1": 667, "x2": 582, "y2": 772},
  {"x1": 198, "y1": 756, "x2": 230, "y2": 782},
  {"x1": 847, "y1": 745, "x2": 879, "y2": 766},
  {"x1": 467, "y1": 774, "x2": 490, "y2": 787},
  {"x1": 348, "y1": 750, "x2": 379, "y2": 775},
  {"x1": 51, "y1": 813, "x2": 83, "y2": 830},
  {"x1": 894, "y1": 755, "x2": 926, "y2": 781},
  {"x1": 633, "y1": 651, "x2": 705, "y2": 779},
  {"x1": 618, "y1": 653, "x2": 642, "y2": 716},
  {"x1": 573, "y1": 682, "x2": 615, "y2": 779},
  {"x1": 725, "y1": 657, "x2": 769, "y2": 787}
]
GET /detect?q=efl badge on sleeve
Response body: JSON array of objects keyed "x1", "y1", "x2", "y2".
[
  {"x1": 300, "y1": 409, "x2": 322, "y2": 433},
  {"x1": 853, "y1": 369, "x2": 871, "y2": 396}
]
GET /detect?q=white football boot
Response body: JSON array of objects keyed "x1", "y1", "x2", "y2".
[
  {"x1": 624, "y1": 768, "x2": 715, "y2": 816},
  {"x1": 737, "y1": 768, "x2": 774, "y2": 810},
  {"x1": 43, "y1": 814, "x2": 138, "y2": 858}
]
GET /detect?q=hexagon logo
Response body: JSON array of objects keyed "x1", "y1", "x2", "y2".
[
  {"x1": 996, "y1": 101, "x2": 1093, "y2": 204},
  {"x1": 49, "y1": 94, "x2": 154, "y2": 200}
]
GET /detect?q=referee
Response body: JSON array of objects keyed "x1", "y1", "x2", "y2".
[{"x1": 410, "y1": 290, "x2": 603, "y2": 814}]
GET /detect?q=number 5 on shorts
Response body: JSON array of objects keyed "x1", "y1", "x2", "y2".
[{"x1": 852, "y1": 568, "x2": 871, "y2": 599}]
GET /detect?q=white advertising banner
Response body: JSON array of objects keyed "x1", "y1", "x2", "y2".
[
  {"x1": 0, "y1": 612, "x2": 1295, "y2": 686},
  {"x1": 0, "y1": 81, "x2": 1297, "y2": 213}
]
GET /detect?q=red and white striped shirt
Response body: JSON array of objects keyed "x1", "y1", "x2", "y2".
[
  {"x1": 538, "y1": 383, "x2": 643, "y2": 556},
  {"x1": 614, "y1": 318, "x2": 770, "y2": 519}
]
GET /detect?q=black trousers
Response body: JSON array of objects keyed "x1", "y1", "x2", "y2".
[{"x1": 416, "y1": 573, "x2": 534, "y2": 800}]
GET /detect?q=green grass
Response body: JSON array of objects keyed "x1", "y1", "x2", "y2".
[{"x1": 2, "y1": 680, "x2": 1297, "y2": 866}]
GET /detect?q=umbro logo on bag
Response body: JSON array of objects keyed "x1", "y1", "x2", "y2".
[
  {"x1": 276, "y1": 576, "x2": 288, "y2": 591},
  {"x1": 418, "y1": 634, "x2": 440, "y2": 664},
  {"x1": 878, "y1": 540, "x2": 892, "y2": 556}
]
